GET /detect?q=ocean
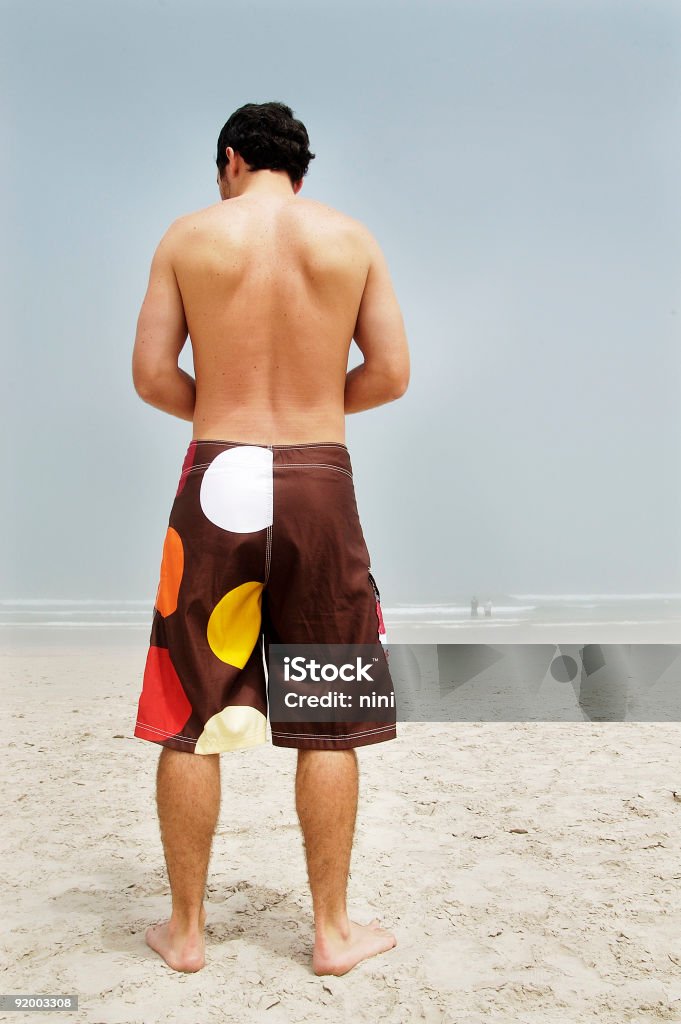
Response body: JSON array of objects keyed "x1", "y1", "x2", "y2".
[{"x1": 1, "y1": 594, "x2": 680, "y2": 647}]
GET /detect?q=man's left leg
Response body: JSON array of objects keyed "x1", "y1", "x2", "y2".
[
  {"x1": 145, "y1": 746, "x2": 220, "y2": 972},
  {"x1": 295, "y1": 747, "x2": 397, "y2": 975}
]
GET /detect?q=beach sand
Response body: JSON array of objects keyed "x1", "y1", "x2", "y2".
[{"x1": 2, "y1": 644, "x2": 681, "y2": 1023}]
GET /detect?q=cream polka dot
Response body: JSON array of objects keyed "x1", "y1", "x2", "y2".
[{"x1": 195, "y1": 706, "x2": 268, "y2": 754}]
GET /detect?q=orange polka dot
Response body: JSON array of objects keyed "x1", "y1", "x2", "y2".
[{"x1": 155, "y1": 526, "x2": 184, "y2": 617}]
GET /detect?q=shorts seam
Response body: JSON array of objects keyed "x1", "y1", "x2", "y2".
[
  {"x1": 178, "y1": 462, "x2": 215, "y2": 478},
  {"x1": 191, "y1": 440, "x2": 349, "y2": 450},
  {"x1": 270, "y1": 724, "x2": 395, "y2": 740},
  {"x1": 264, "y1": 524, "x2": 273, "y2": 584},
  {"x1": 180, "y1": 459, "x2": 352, "y2": 481},
  {"x1": 135, "y1": 721, "x2": 197, "y2": 743},
  {"x1": 276, "y1": 463, "x2": 353, "y2": 479}
]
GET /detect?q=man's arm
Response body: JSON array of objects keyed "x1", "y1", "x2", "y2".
[
  {"x1": 345, "y1": 229, "x2": 410, "y2": 414},
  {"x1": 131, "y1": 222, "x2": 196, "y2": 422}
]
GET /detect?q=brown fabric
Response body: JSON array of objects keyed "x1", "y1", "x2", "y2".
[{"x1": 134, "y1": 440, "x2": 395, "y2": 754}]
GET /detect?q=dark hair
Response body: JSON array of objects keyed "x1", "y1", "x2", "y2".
[{"x1": 216, "y1": 101, "x2": 315, "y2": 186}]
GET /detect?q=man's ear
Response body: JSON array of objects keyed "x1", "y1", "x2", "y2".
[{"x1": 293, "y1": 179, "x2": 303, "y2": 194}]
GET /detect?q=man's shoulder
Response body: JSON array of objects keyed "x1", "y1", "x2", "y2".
[
  {"x1": 168, "y1": 203, "x2": 221, "y2": 231},
  {"x1": 163, "y1": 198, "x2": 374, "y2": 252},
  {"x1": 295, "y1": 201, "x2": 379, "y2": 265},
  {"x1": 299, "y1": 198, "x2": 373, "y2": 238}
]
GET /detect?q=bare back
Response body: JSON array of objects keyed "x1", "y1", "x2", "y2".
[{"x1": 172, "y1": 196, "x2": 371, "y2": 444}]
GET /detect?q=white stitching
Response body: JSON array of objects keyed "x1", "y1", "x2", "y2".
[
  {"x1": 180, "y1": 458, "x2": 352, "y2": 480},
  {"x1": 179, "y1": 461, "x2": 214, "y2": 477},
  {"x1": 275, "y1": 463, "x2": 353, "y2": 479},
  {"x1": 136, "y1": 720, "x2": 197, "y2": 742},
  {"x1": 191, "y1": 440, "x2": 349, "y2": 449},
  {"x1": 270, "y1": 724, "x2": 395, "y2": 740},
  {"x1": 137, "y1": 719, "x2": 394, "y2": 743},
  {"x1": 264, "y1": 523, "x2": 272, "y2": 585}
]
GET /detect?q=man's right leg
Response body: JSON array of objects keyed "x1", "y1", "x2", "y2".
[
  {"x1": 144, "y1": 746, "x2": 219, "y2": 972},
  {"x1": 295, "y1": 748, "x2": 397, "y2": 976}
]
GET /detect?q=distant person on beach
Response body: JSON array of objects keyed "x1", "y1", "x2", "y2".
[
  {"x1": 471, "y1": 596, "x2": 479, "y2": 617},
  {"x1": 484, "y1": 600, "x2": 492, "y2": 617},
  {"x1": 130, "y1": 102, "x2": 410, "y2": 976}
]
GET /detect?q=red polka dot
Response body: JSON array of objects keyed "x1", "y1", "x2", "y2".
[
  {"x1": 134, "y1": 646, "x2": 192, "y2": 741},
  {"x1": 176, "y1": 441, "x2": 198, "y2": 496}
]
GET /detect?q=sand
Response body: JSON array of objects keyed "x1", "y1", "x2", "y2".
[{"x1": 2, "y1": 644, "x2": 681, "y2": 1024}]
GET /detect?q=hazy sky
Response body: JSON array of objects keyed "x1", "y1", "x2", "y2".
[{"x1": 3, "y1": 0, "x2": 680, "y2": 604}]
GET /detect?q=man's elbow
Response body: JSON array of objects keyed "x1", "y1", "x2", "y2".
[
  {"x1": 133, "y1": 367, "x2": 160, "y2": 401},
  {"x1": 132, "y1": 357, "x2": 171, "y2": 400},
  {"x1": 386, "y1": 367, "x2": 409, "y2": 400},
  {"x1": 133, "y1": 376, "x2": 151, "y2": 400},
  {"x1": 391, "y1": 372, "x2": 409, "y2": 398}
]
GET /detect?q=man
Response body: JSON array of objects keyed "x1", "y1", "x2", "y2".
[{"x1": 131, "y1": 101, "x2": 410, "y2": 977}]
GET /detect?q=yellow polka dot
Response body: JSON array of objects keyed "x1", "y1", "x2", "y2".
[
  {"x1": 206, "y1": 580, "x2": 264, "y2": 668},
  {"x1": 195, "y1": 706, "x2": 268, "y2": 754}
]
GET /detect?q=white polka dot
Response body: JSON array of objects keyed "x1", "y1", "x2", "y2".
[{"x1": 199, "y1": 446, "x2": 273, "y2": 532}]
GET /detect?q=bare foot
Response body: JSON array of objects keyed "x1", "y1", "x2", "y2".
[
  {"x1": 313, "y1": 918, "x2": 397, "y2": 976},
  {"x1": 145, "y1": 916, "x2": 206, "y2": 973}
]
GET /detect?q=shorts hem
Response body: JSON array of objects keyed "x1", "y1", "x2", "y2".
[
  {"x1": 270, "y1": 724, "x2": 397, "y2": 750},
  {"x1": 133, "y1": 722, "x2": 268, "y2": 754}
]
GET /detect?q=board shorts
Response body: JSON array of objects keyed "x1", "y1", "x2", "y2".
[{"x1": 133, "y1": 439, "x2": 395, "y2": 754}]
